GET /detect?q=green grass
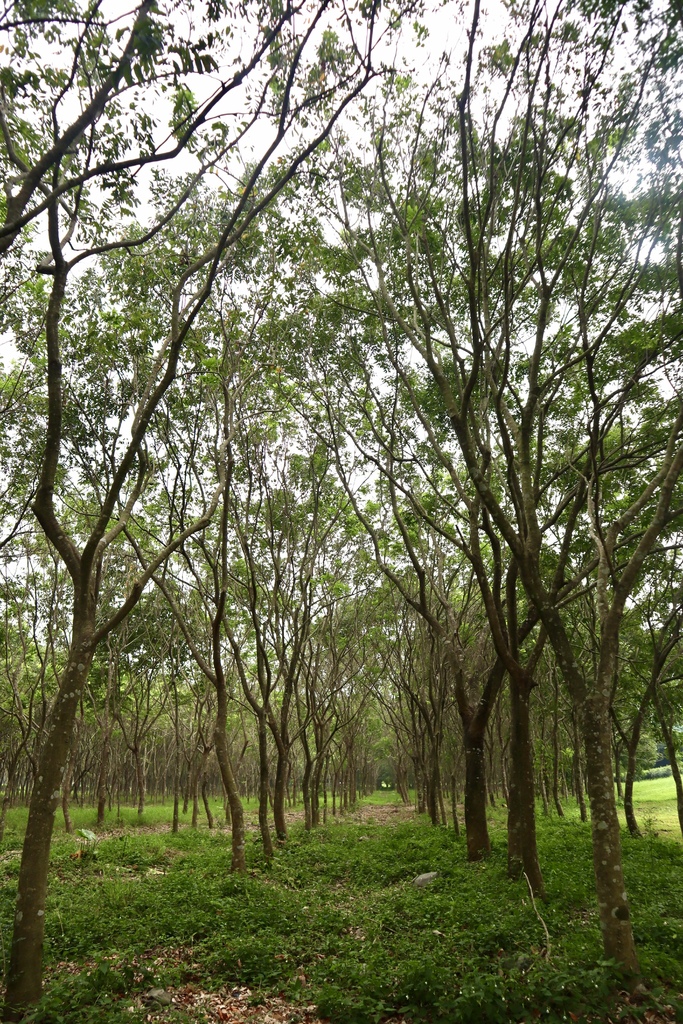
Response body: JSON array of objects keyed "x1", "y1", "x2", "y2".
[
  {"x1": 356, "y1": 788, "x2": 406, "y2": 805},
  {"x1": 615, "y1": 776, "x2": 682, "y2": 836},
  {"x1": 627, "y1": 777, "x2": 678, "y2": 802},
  {"x1": 0, "y1": 777, "x2": 675, "y2": 843},
  {"x1": 0, "y1": 792, "x2": 406, "y2": 849},
  {"x1": 519, "y1": 778, "x2": 682, "y2": 839},
  {"x1": 0, "y1": 792, "x2": 681, "y2": 1024},
  {"x1": 0, "y1": 795, "x2": 270, "y2": 845}
]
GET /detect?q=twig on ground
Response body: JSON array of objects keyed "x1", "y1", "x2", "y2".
[{"x1": 523, "y1": 871, "x2": 551, "y2": 959}]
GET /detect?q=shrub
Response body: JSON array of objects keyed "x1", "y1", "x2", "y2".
[{"x1": 639, "y1": 766, "x2": 673, "y2": 780}]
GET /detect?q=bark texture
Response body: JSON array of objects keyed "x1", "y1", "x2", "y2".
[
  {"x1": 4, "y1": 624, "x2": 95, "y2": 1018},
  {"x1": 507, "y1": 680, "x2": 545, "y2": 896},
  {"x1": 463, "y1": 731, "x2": 490, "y2": 860},
  {"x1": 582, "y1": 698, "x2": 639, "y2": 972}
]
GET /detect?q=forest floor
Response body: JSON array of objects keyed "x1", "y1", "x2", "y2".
[{"x1": 0, "y1": 787, "x2": 681, "y2": 1024}]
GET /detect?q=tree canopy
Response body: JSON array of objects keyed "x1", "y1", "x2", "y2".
[{"x1": 0, "y1": 0, "x2": 682, "y2": 1019}]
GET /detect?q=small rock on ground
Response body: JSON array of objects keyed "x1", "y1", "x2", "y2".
[
  {"x1": 146, "y1": 988, "x2": 173, "y2": 1005},
  {"x1": 412, "y1": 871, "x2": 439, "y2": 887}
]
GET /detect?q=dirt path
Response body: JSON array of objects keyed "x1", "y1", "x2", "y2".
[{"x1": 90, "y1": 799, "x2": 418, "y2": 841}]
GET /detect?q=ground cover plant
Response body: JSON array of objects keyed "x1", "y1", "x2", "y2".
[
  {"x1": 0, "y1": 790, "x2": 681, "y2": 1024},
  {"x1": 2, "y1": 780, "x2": 680, "y2": 849}
]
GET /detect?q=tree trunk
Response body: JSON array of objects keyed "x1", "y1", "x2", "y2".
[
  {"x1": 191, "y1": 756, "x2": 200, "y2": 828},
  {"x1": 312, "y1": 758, "x2": 325, "y2": 826},
  {"x1": 257, "y1": 713, "x2": 273, "y2": 858},
  {"x1": 61, "y1": 756, "x2": 74, "y2": 836},
  {"x1": 96, "y1": 725, "x2": 111, "y2": 827},
  {"x1": 5, "y1": 622, "x2": 96, "y2": 1018},
  {"x1": 134, "y1": 747, "x2": 145, "y2": 816},
  {"x1": 415, "y1": 762, "x2": 426, "y2": 814},
  {"x1": 614, "y1": 745, "x2": 623, "y2": 801},
  {"x1": 535, "y1": 595, "x2": 639, "y2": 971},
  {"x1": 572, "y1": 713, "x2": 587, "y2": 821},
  {"x1": 427, "y1": 742, "x2": 441, "y2": 825},
  {"x1": 201, "y1": 767, "x2": 214, "y2": 829},
  {"x1": 540, "y1": 748, "x2": 551, "y2": 817},
  {"x1": 552, "y1": 688, "x2": 564, "y2": 817},
  {"x1": 463, "y1": 730, "x2": 490, "y2": 860},
  {"x1": 438, "y1": 781, "x2": 447, "y2": 827},
  {"x1": 623, "y1": 739, "x2": 641, "y2": 838},
  {"x1": 450, "y1": 772, "x2": 460, "y2": 837},
  {"x1": 397, "y1": 762, "x2": 410, "y2": 804},
  {"x1": 172, "y1": 738, "x2": 181, "y2": 834},
  {"x1": 172, "y1": 786, "x2": 180, "y2": 834},
  {"x1": 213, "y1": 693, "x2": 245, "y2": 872},
  {"x1": 622, "y1": 681, "x2": 657, "y2": 838},
  {"x1": 62, "y1": 712, "x2": 84, "y2": 835},
  {"x1": 302, "y1": 743, "x2": 313, "y2": 831},
  {"x1": 561, "y1": 771, "x2": 569, "y2": 802},
  {"x1": 582, "y1": 696, "x2": 639, "y2": 972},
  {"x1": 272, "y1": 740, "x2": 288, "y2": 841},
  {"x1": 507, "y1": 679, "x2": 545, "y2": 897}
]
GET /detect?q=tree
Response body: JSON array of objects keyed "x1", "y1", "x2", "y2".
[
  {"x1": 315, "y1": 0, "x2": 683, "y2": 968},
  {"x1": 611, "y1": 548, "x2": 683, "y2": 836},
  {"x1": 0, "y1": 0, "x2": 388, "y2": 1010}
]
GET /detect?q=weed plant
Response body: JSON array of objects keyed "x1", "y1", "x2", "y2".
[{"x1": 0, "y1": 803, "x2": 681, "y2": 1024}]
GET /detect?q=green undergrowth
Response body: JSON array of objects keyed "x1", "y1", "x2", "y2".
[
  {"x1": 0, "y1": 811, "x2": 682, "y2": 1024},
  {"x1": 0, "y1": 776, "x2": 677, "y2": 839},
  {"x1": 0, "y1": 795, "x2": 264, "y2": 839}
]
